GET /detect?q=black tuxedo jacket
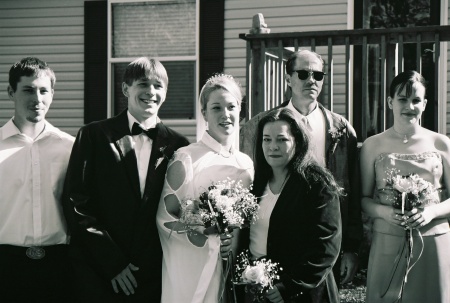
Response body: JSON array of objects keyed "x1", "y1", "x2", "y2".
[
  {"x1": 253, "y1": 172, "x2": 342, "y2": 303},
  {"x1": 62, "y1": 110, "x2": 189, "y2": 301}
]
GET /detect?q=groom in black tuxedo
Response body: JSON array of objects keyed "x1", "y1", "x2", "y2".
[{"x1": 63, "y1": 57, "x2": 189, "y2": 302}]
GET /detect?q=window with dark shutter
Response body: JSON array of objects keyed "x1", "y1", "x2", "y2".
[
  {"x1": 85, "y1": 0, "x2": 225, "y2": 129},
  {"x1": 84, "y1": 1, "x2": 107, "y2": 124},
  {"x1": 110, "y1": 0, "x2": 196, "y2": 120},
  {"x1": 199, "y1": 0, "x2": 224, "y2": 91}
]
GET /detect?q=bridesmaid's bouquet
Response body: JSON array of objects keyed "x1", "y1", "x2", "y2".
[
  {"x1": 233, "y1": 250, "x2": 282, "y2": 302},
  {"x1": 178, "y1": 178, "x2": 259, "y2": 234},
  {"x1": 385, "y1": 168, "x2": 433, "y2": 212},
  {"x1": 383, "y1": 168, "x2": 433, "y2": 301}
]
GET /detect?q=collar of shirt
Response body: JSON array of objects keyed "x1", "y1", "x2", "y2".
[
  {"x1": 287, "y1": 100, "x2": 319, "y2": 124},
  {"x1": 127, "y1": 111, "x2": 158, "y2": 133},
  {"x1": 287, "y1": 100, "x2": 325, "y2": 131},
  {"x1": 1, "y1": 118, "x2": 65, "y2": 141},
  {"x1": 201, "y1": 131, "x2": 236, "y2": 155},
  {"x1": 287, "y1": 100, "x2": 326, "y2": 166}
]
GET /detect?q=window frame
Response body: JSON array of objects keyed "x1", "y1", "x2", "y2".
[{"x1": 106, "y1": 0, "x2": 199, "y2": 121}]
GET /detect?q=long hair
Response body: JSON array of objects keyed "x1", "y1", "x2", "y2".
[{"x1": 253, "y1": 108, "x2": 342, "y2": 198}]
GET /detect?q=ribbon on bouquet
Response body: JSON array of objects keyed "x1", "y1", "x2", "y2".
[
  {"x1": 220, "y1": 250, "x2": 237, "y2": 303},
  {"x1": 381, "y1": 192, "x2": 424, "y2": 302}
]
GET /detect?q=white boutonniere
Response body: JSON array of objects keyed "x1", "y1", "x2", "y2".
[
  {"x1": 329, "y1": 126, "x2": 346, "y2": 154},
  {"x1": 155, "y1": 146, "x2": 169, "y2": 169}
]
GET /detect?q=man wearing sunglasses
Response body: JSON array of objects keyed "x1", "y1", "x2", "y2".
[{"x1": 240, "y1": 49, "x2": 363, "y2": 291}]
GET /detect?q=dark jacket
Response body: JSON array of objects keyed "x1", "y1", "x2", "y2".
[
  {"x1": 62, "y1": 110, "x2": 189, "y2": 302},
  {"x1": 250, "y1": 172, "x2": 342, "y2": 303}
]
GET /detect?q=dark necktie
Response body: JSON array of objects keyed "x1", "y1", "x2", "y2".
[{"x1": 131, "y1": 122, "x2": 158, "y2": 140}]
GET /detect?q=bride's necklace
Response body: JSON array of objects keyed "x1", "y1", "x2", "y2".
[
  {"x1": 391, "y1": 127, "x2": 415, "y2": 144},
  {"x1": 219, "y1": 146, "x2": 233, "y2": 158}
]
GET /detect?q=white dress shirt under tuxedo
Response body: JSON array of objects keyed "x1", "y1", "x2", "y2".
[{"x1": 127, "y1": 111, "x2": 156, "y2": 196}]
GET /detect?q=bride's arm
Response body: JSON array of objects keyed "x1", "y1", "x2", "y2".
[
  {"x1": 157, "y1": 151, "x2": 208, "y2": 246},
  {"x1": 163, "y1": 159, "x2": 186, "y2": 218},
  {"x1": 360, "y1": 138, "x2": 400, "y2": 226}
]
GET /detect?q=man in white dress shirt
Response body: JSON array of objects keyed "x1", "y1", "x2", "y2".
[
  {"x1": 240, "y1": 49, "x2": 363, "y2": 288},
  {"x1": 0, "y1": 57, "x2": 75, "y2": 301}
]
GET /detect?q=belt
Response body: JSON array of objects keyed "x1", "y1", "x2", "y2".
[{"x1": 0, "y1": 244, "x2": 68, "y2": 260}]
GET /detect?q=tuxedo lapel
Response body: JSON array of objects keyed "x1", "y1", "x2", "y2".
[
  {"x1": 108, "y1": 111, "x2": 141, "y2": 201},
  {"x1": 142, "y1": 122, "x2": 171, "y2": 204}
]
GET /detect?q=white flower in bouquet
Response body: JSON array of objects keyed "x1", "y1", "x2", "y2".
[
  {"x1": 175, "y1": 178, "x2": 259, "y2": 235},
  {"x1": 234, "y1": 250, "x2": 282, "y2": 302}
]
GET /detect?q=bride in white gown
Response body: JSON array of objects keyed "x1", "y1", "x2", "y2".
[{"x1": 156, "y1": 74, "x2": 254, "y2": 303}]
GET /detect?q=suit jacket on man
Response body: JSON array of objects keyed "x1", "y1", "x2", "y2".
[
  {"x1": 63, "y1": 110, "x2": 189, "y2": 302},
  {"x1": 240, "y1": 101, "x2": 363, "y2": 255}
]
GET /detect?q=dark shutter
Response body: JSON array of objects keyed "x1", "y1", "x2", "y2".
[
  {"x1": 199, "y1": 0, "x2": 225, "y2": 90},
  {"x1": 84, "y1": 1, "x2": 107, "y2": 124}
]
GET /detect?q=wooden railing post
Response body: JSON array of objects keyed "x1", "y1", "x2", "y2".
[{"x1": 250, "y1": 39, "x2": 265, "y2": 118}]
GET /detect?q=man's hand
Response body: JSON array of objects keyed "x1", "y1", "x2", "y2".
[
  {"x1": 340, "y1": 252, "x2": 359, "y2": 284},
  {"x1": 111, "y1": 263, "x2": 139, "y2": 295}
]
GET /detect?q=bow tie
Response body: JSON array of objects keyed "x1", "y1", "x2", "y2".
[{"x1": 131, "y1": 123, "x2": 158, "y2": 140}]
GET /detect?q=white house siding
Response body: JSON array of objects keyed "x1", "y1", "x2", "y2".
[
  {"x1": 0, "y1": 0, "x2": 95, "y2": 136},
  {"x1": 224, "y1": 0, "x2": 349, "y2": 118}
]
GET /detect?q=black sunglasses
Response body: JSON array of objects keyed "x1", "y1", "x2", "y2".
[{"x1": 295, "y1": 70, "x2": 326, "y2": 81}]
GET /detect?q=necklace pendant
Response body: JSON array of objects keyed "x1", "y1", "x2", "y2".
[{"x1": 403, "y1": 135, "x2": 408, "y2": 144}]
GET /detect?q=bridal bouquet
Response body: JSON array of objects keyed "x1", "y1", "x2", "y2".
[
  {"x1": 178, "y1": 178, "x2": 259, "y2": 234},
  {"x1": 233, "y1": 250, "x2": 282, "y2": 302}
]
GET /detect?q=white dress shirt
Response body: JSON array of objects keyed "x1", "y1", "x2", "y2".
[
  {"x1": 0, "y1": 119, "x2": 74, "y2": 246},
  {"x1": 287, "y1": 100, "x2": 326, "y2": 166},
  {"x1": 127, "y1": 111, "x2": 156, "y2": 196}
]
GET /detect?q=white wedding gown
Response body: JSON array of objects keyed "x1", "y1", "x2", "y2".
[{"x1": 156, "y1": 132, "x2": 253, "y2": 303}]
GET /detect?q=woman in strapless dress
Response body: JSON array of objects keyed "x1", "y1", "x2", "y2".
[{"x1": 360, "y1": 70, "x2": 450, "y2": 303}]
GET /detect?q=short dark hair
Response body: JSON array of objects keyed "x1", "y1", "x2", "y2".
[
  {"x1": 285, "y1": 49, "x2": 325, "y2": 75},
  {"x1": 9, "y1": 57, "x2": 56, "y2": 92},
  {"x1": 389, "y1": 70, "x2": 427, "y2": 98},
  {"x1": 253, "y1": 108, "x2": 342, "y2": 197},
  {"x1": 123, "y1": 57, "x2": 168, "y2": 88}
]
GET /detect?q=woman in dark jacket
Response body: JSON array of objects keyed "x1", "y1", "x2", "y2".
[{"x1": 246, "y1": 108, "x2": 342, "y2": 303}]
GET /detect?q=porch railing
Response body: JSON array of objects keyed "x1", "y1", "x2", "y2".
[{"x1": 239, "y1": 25, "x2": 450, "y2": 140}]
